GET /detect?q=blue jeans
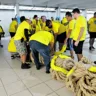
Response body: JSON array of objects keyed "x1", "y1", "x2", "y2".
[
  {"x1": 29, "y1": 40, "x2": 50, "y2": 71},
  {"x1": 68, "y1": 38, "x2": 73, "y2": 51}
]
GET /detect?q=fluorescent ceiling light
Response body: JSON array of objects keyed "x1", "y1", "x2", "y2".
[
  {"x1": 0, "y1": 5, "x2": 55, "y2": 11},
  {"x1": 0, "y1": 5, "x2": 14, "y2": 9},
  {"x1": 32, "y1": 7, "x2": 55, "y2": 11},
  {"x1": 19, "y1": 6, "x2": 33, "y2": 10},
  {"x1": 87, "y1": 11, "x2": 95, "y2": 14},
  {"x1": 45, "y1": 8, "x2": 55, "y2": 11},
  {"x1": 61, "y1": 9, "x2": 72, "y2": 12}
]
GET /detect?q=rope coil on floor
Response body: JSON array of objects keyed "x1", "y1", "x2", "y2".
[
  {"x1": 50, "y1": 54, "x2": 76, "y2": 82},
  {"x1": 30, "y1": 52, "x2": 44, "y2": 65},
  {"x1": 50, "y1": 55, "x2": 96, "y2": 96}
]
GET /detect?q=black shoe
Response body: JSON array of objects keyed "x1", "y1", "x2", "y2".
[
  {"x1": 89, "y1": 47, "x2": 94, "y2": 51},
  {"x1": 46, "y1": 70, "x2": 50, "y2": 74},
  {"x1": 11, "y1": 55, "x2": 15, "y2": 59},
  {"x1": 92, "y1": 46, "x2": 95, "y2": 49},
  {"x1": 89, "y1": 47, "x2": 91, "y2": 50},
  {"x1": 36, "y1": 63, "x2": 44, "y2": 70},
  {"x1": 66, "y1": 47, "x2": 70, "y2": 50},
  {"x1": 94, "y1": 61, "x2": 96, "y2": 64},
  {"x1": 16, "y1": 55, "x2": 20, "y2": 58},
  {"x1": 0, "y1": 45, "x2": 3, "y2": 48},
  {"x1": 21, "y1": 63, "x2": 31, "y2": 69},
  {"x1": 36, "y1": 66, "x2": 41, "y2": 70},
  {"x1": 25, "y1": 63, "x2": 31, "y2": 66}
]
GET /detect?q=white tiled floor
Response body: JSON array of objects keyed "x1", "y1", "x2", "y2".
[{"x1": 0, "y1": 37, "x2": 96, "y2": 96}]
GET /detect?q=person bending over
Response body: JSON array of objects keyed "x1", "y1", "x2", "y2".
[{"x1": 29, "y1": 31, "x2": 54, "y2": 73}]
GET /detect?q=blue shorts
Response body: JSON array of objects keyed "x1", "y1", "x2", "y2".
[{"x1": 68, "y1": 38, "x2": 73, "y2": 51}]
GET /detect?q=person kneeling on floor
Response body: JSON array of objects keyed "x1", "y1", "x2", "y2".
[
  {"x1": 29, "y1": 31, "x2": 54, "y2": 74},
  {"x1": 14, "y1": 17, "x2": 32, "y2": 69}
]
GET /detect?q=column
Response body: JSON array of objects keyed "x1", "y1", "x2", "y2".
[
  {"x1": 15, "y1": 3, "x2": 20, "y2": 16},
  {"x1": 56, "y1": 7, "x2": 61, "y2": 20},
  {"x1": 14, "y1": 3, "x2": 20, "y2": 24},
  {"x1": 82, "y1": 9, "x2": 87, "y2": 18}
]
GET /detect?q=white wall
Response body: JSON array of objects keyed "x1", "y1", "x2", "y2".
[
  {"x1": 0, "y1": 10, "x2": 15, "y2": 36},
  {"x1": 20, "y1": 11, "x2": 56, "y2": 19},
  {"x1": 0, "y1": 10, "x2": 57, "y2": 36},
  {"x1": 0, "y1": 10, "x2": 93, "y2": 36}
]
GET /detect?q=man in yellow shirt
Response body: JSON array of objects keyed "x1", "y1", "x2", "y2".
[
  {"x1": 72, "y1": 8, "x2": 87, "y2": 61},
  {"x1": 88, "y1": 12, "x2": 96, "y2": 51},
  {"x1": 10, "y1": 16, "x2": 26, "y2": 59},
  {"x1": 46, "y1": 20, "x2": 66, "y2": 50},
  {"x1": 9, "y1": 18, "x2": 18, "y2": 38},
  {"x1": 40, "y1": 16, "x2": 46, "y2": 31},
  {"x1": 29, "y1": 31, "x2": 54, "y2": 73},
  {"x1": 32, "y1": 15, "x2": 41, "y2": 32},
  {"x1": 62, "y1": 12, "x2": 73, "y2": 50},
  {"x1": 65, "y1": 12, "x2": 75, "y2": 59},
  {"x1": 14, "y1": 18, "x2": 32, "y2": 69}
]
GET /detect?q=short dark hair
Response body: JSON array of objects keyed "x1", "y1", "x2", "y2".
[
  {"x1": 12, "y1": 18, "x2": 14, "y2": 21},
  {"x1": 72, "y1": 8, "x2": 80, "y2": 14},
  {"x1": 66, "y1": 12, "x2": 71, "y2": 16},
  {"x1": 12, "y1": 18, "x2": 17, "y2": 21},
  {"x1": 33, "y1": 15, "x2": 38, "y2": 19},
  {"x1": 66, "y1": 12, "x2": 72, "y2": 17},
  {"x1": 46, "y1": 19, "x2": 51, "y2": 26},
  {"x1": 94, "y1": 12, "x2": 96, "y2": 16},
  {"x1": 20, "y1": 16, "x2": 26, "y2": 22}
]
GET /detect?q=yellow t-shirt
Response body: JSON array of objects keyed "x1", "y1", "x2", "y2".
[
  {"x1": 45, "y1": 26, "x2": 51, "y2": 32},
  {"x1": 58, "y1": 24, "x2": 66, "y2": 35},
  {"x1": 32, "y1": 19, "x2": 41, "y2": 32},
  {"x1": 67, "y1": 20, "x2": 75, "y2": 38},
  {"x1": 40, "y1": 21, "x2": 46, "y2": 31},
  {"x1": 88, "y1": 17, "x2": 96, "y2": 32},
  {"x1": 14, "y1": 21, "x2": 30, "y2": 41},
  {"x1": 51, "y1": 22, "x2": 66, "y2": 35},
  {"x1": 30, "y1": 31, "x2": 54, "y2": 46},
  {"x1": 0, "y1": 26, "x2": 3, "y2": 33},
  {"x1": 62, "y1": 17, "x2": 68, "y2": 24},
  {"x1": 9, "y1": 20, "x2": 18, "y2": 33},
  {"x1": 39, "y1": 18, "x2": 42, "y2": 24},
  {"x1": 61, "y1": 17, "x2": 69, "y2": 32},
  {"x1": 51, "y1": 22, "x2": 60, "y2": 34},
  {"x1": 54, "y1": 20, "x2": 61, "y2": 24},
  {"x1": 45, "y1": 22, "x2": 66, "y2": 35},
  {"x1": 72, "y1": 16, "x2": 87, "y2": 41}
]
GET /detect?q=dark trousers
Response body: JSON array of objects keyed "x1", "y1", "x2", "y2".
[
  {"x1": 0, "y1": 34, "x2": 1, "y2": 40},
  {"x1": 29, "y1": 40, "x2": 50, "y2": 71},
  {"x1": 26, "y1": 44, "x2": 31, "y2": 62}
]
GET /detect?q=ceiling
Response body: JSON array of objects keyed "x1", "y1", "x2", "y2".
[{"x1": 0, "y1": 0, "x2": 96, "y2": 10}]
